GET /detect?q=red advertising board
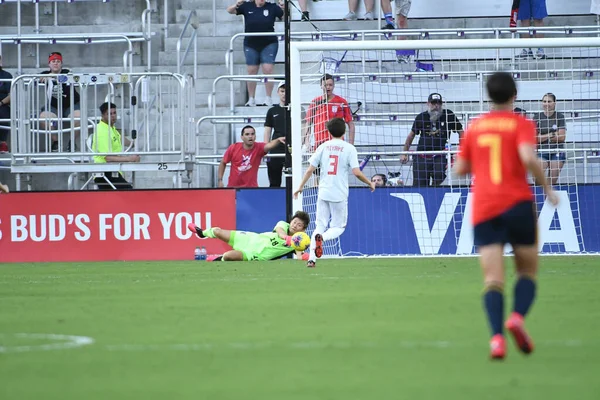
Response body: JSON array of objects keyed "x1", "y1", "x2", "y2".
[{"x1": 0, "y1": 189, "x2": 236, "y2": 263}]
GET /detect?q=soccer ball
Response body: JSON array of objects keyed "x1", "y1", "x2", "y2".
[{"x1": 291, "y1": 232, "x2": 311, "y2": 251}]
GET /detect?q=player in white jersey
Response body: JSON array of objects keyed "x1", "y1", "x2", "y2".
[{"x1": 294, "y1": 118, "x2": 375, "y2": 267}]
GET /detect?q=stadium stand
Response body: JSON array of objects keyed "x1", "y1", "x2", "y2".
[{"x1": 1, "y1": 0, "x2": 599, "y2": 190}]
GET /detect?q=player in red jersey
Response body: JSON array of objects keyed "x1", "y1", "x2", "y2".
[
  {"x1": 455, "y1": 71, "x2": 559, "y2": 360},
  {"x1": 303, "y1": 74, "x2": 355, "y2": 149}
]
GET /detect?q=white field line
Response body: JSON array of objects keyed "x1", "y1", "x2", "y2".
[
  {"x1": 0, "y1": 333, "x2": 94, "y2": 353},
  {"x1": 103, "y1": 339, "x2": 585, "y2": 352},
  {"x1": 0, "y1": 334, "x2": 586, "y2": 354}
]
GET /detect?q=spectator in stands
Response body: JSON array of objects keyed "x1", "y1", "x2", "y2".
[
  {"x1": 228, "y1": 0, "x2": 284, "y2": 107},
  {"x1": 39, "y1": 52, "x2": 82, "y2": 152},
  {"x1": 0, "y1": 55, "x2": 12, "y2": 153},
  {"x1": 219, "y1": 125, "x2": 286, "y2": 188},
  {"x1": 298, "y1": 0, "x2": 310, "y2": 21},
  {"x1": 303, "y1": 74, "x2": 355, "y2": 150},
  {"x1": 371, "y1": 173, "x2": 387, "y2": 187},
  {"x1": 533, "y1": 93, "x2": 566, "y2": 185},
  {"x1": 516, "y1": 0, "x2": 547, "y2": 60},
  {"x1": 264, "y1": 81, "x2": 287, "y2": 187},
  {"x1": 92, "y1": 102, "x2": 139, "y2": 190},
  {"x1": 343, "y1": 0, "x2": 374, "y2": 20},
  {"x1": 381, "y1": 0, "x2": 413, "y2": 63},
  {"x1": 400, "y1": 93, "x2": 464, "y2": 187}
]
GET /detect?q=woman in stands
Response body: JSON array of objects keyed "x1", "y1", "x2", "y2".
[
  {"x1": 227, "y1": 0, "x2": 284, "y2": 107},
  {"x1": 533, "y1": 93, "x2": 567, "y2": 185}
]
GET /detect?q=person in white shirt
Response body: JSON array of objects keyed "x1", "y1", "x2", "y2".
[{"x1": 294, "y1": 118, "x2": 375, "y2": 267}]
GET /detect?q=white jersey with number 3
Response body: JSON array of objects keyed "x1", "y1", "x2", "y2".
[{"x1": 309, "y1": 138, "x2": 359, "y2": 202}]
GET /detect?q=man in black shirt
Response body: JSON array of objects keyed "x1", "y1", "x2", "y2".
[
  {"x1": 263, "y1": 81, "x2": 287, "y2": 187},
  {"x1": 0, "y1": 55, "x2": 12, "y2": 153},
  {"x1": 39, "y1": 52, "x2": 81, "y2": 152},
  {"x1": 401, "y1": 93, "x2": 464, "y2": 186}
]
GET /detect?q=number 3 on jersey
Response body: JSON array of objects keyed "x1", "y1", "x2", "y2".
[
  {"x1": 328, "y1": 155, "x2": 339, "y2": 175},
  {"x1": 477, "y1": 134, "x2": 502, "y2": 184}
]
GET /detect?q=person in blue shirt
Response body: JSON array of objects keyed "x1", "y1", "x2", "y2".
[{"x1": 227, "y1": 0, "x2": 284, "y2": 107}]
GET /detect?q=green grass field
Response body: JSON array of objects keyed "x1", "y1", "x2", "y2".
[{"x1": 1, "y1": 257, "x2": 599, "y2": 400}]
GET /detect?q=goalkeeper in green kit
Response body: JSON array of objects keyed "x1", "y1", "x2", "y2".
[{"x1": 188, "y1": 211, "x2": 310, "y2": 261}]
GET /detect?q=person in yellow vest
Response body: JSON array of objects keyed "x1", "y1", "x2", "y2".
[{"x1": 92, "y1": 102, "x2": 140, "y2": 190}]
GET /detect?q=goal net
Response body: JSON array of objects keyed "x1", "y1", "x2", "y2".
[{"x1": 290, "y1": 36, "x2": 600, "y2": 257}]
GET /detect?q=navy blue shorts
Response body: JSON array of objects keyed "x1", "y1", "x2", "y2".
[
  {"x1": 244, "y1": 42, "x2": 278, "y2": 66},
  {"x1": 539, "y1": 152, "x2": 566, "y2": 162},
  {"x1": 517, "y1": 0, "x2": 548, "y2": 20},
  {"x1": 474, "y1": 201, "x2": 537, "y2": 247}
]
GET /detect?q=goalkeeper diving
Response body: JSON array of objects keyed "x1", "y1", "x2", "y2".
[{"x1": 188, "y1": 211, "x2": 311, "y2": 261}]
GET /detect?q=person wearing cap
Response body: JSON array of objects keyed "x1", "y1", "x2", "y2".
[
  {"x1": 263, "y1": 81, "x2": 287, "y2": 187},
  {"x1": 39, "y1": 52, "x2": 81, "y2": 152},
  {"x1": 401, "y1": 93, "x2": 464, "y2": 186},
  {"x1": 0, "y1": 54, "x2": 12, "y2": 153}
]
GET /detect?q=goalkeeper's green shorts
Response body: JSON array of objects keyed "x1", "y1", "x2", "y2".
[
  {"x1": 229, "y1": 231, "x2": 267, "y2": 261},
  {"x1": 229, "y1": 231, "x2": 292, "y2": 261}
]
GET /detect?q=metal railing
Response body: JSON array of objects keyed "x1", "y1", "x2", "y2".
[
  {"x1": 176, "y1": 10, "x2": 198, "y2": 80},
  {"x1": 224, "y1": 25, "x2": 600, "y2": 112},
  {"x1": 0, "y1": 33, "x2": 136, "y2": 73},
  {"x1": 0, "y1": 0, "x2": 160, "y2": 72},
  {"x1": 8, "y1": 72, "x2": 195, "y2": 190}
]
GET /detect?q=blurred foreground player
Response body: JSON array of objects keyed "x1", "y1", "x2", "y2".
[{"x1": 455, "y1": 72, "x2": 559, "y2": 360}]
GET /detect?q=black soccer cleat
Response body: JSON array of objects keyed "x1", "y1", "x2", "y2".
[
  {"x1": 306, "y1": 260, "x2": 316, "y2": 268},
  {"x1": 187, "y1": 223, "x2": 205, "y2": 239}
]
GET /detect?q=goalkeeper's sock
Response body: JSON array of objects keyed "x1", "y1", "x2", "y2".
[{"x1": 202, "y1": 228, "x2": 217, "y2": 239}]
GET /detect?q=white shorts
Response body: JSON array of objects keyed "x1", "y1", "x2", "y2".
[
  {"x1": 395, "y1": 0, "x2": 411, "y2": 17},
  {"x1": 315, "y1": 198, "x2": 348, "y2": 230}
]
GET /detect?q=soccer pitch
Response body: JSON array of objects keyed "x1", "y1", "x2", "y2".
[{"x1": 1, "y1": 257, "x2": 599, "y2": 400}]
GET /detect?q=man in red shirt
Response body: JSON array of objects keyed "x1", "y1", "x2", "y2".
[
  {"x1": 303, "y1": 74, "x2": 355, "y2": 149},
  {"x1": 455, "y1": 71, "x2": 558, "y2": 360},
  {"x1": 218, "y1": 125, "x2": 285, "y2": 187}
]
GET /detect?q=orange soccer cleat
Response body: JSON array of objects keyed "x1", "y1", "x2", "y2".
[
  {"x1": 187, "y1": 223, "x2": 205, "y2": 239},
  {"x1": 505, "y1": 312, "x2": 534, "y2": 355},
  {"x1": 314, "y1": 234, "x2": 323, "y2": 258},
  {"x1": 490, "y1": 334, "x2": 506, "y2": 360}
]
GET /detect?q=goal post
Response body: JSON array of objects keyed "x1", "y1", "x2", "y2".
[{"x1": 290, "y1": 37, "x2": 600, "y2": 257}]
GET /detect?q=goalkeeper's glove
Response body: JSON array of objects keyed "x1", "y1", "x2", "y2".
[
  {"x1": 301, "y1": 253, "x2": 310, "y2": 261},
  {"x1": 284, "y1": 236, "x2": 292, "y2": 247}
]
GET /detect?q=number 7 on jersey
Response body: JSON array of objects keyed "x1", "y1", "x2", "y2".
[{"x1": 477, "y1": 134, "x2": 502, "y2": 184}]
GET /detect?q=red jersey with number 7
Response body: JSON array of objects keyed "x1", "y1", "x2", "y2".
[
  {"x1": 458, "y1": 111, "x2": 536, "y2": 225},
  {"x1": 305, "y1": 95, "x2": 353, "y2": 148}
]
